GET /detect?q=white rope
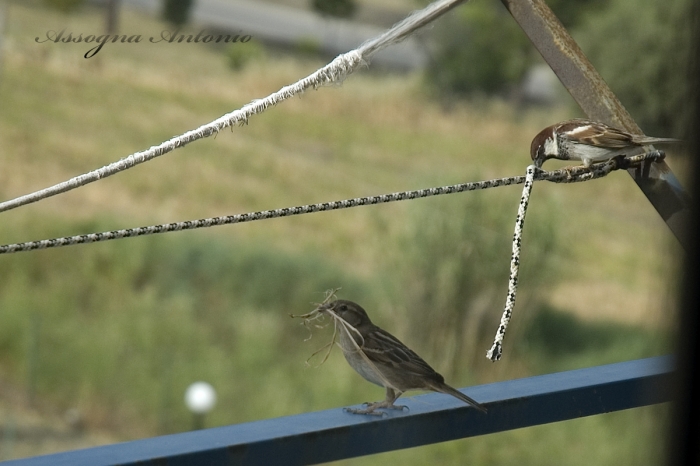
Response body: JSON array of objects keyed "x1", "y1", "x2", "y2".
[
  {"x1": 0, "y1": 0, "x2": 469, "y2": 215},
  {"x1": 0, "y1": 51, "x2": 361, "y2": 213},
  {"x1": 486, "y1": 165, "x2": 537, "y2": 362},
  {"x1": 358, "y1": 0, "x2": 468, "y2": 57},
  {"x1": 485, "y1": 151, "x2": 665, "y2": 361}
]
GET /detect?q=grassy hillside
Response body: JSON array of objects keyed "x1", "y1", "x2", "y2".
[{"x1": 0, "y1": 0, "x2": 680, "y2": 463}]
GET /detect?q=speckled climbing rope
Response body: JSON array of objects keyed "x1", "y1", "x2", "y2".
[{"x1": 0, "y1": 152, "x2": 663, "y2": 256}]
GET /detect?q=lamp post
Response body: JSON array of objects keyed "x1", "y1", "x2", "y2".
[{"x1": 184, "y1": 381, "x2": 216, "y2": 430}]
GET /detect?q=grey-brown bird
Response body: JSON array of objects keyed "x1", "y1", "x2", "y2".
[
  {"x1": 319, "y1": 299, "x2": 487, "y2": 415},
  {"x1": 530, "y1": 119, "x2": 680, "y2": 168}
]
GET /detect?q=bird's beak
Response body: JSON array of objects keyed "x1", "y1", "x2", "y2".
[
  {"x1": 533, "y1": 156, "x2": 544, "y2": 168},
  {"x1": 318, "y1": 302, "x2": 333, "y2": 314}
]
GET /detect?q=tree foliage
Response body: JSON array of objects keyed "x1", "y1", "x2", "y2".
[
  {"x1": 574, "y1": 0, "x2": 692, "y2": 137},
  {"x1": 162, "y1": 0, "x2": 194, "y2": 27},
  {"x1": 426, "y1": 2, "x2": 532, "y2": 98},
  {"x1": 427, "y1": 0, "x2": 690, "y2": 135},
  {"x1": 310, "y1": 0, "x2": 356, "y2": 19},
  {"x1": 425, "y1": 0, "x2": 609, "y2": 98},
  {"x1": 546, "y1": 0, "x2": 609, "y2": 29},
  {"x1": 42, "y1": 0, "x2": 85, "y2": 13}
]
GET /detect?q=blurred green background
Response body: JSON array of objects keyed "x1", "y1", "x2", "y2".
[{"x1": 0, "y1": 0, "x2": 689, "y2": 463}]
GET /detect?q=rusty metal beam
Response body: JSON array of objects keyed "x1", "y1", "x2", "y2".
[{"x1": 502, "y1": 0, "x2": 691, "y2": 250}]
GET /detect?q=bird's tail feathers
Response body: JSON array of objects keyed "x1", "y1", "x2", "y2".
[
  {"x1": 433, "y1": 383, "x2": 487, "y2": 413},
  {"x1": 637, "y1": 136, "x2": 682, "y2": 145}
]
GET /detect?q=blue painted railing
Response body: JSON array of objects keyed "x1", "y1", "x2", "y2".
[{"x1": 3, "y1": 356, "x2": 672, "y2": 466}]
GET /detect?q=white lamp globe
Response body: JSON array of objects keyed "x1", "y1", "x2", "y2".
[{"x1": 184, "y1": 382, "x2": 217, "y2": 414}]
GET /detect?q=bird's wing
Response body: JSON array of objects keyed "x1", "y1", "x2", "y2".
[
  {"x1": 361, "y1": 327, "x2": 442, "y2": 379},
  {"x1": 558, "y1": 120, "x2": 636, "y2": 149}
]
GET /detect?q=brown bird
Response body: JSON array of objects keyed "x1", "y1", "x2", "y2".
[
  {"x1": 319, "y1": 299, "x2": 487, "y2": 415},
  {"x1": 530, "y1": 118, "x2": 680, "y2": 168}
]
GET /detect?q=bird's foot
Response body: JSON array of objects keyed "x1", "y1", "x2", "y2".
[
  {"x1": 344, "y1": 406, "x2": 385, "y2": 416},
  {"x1": 367, "y1": 401, "x2": 408, "y2": 411},
  {"x1": 344, "y1": 401, "x2": 408, "y2": 416},
  {"x1": 652, "y1": 150, "x2": 666, "y2": 163},
  {"x1": 558, "y1": 165, "x2": 579, "y2": 180},
  {"x1": 612, "y1": 154, "x2": 631, "y2": 170}
]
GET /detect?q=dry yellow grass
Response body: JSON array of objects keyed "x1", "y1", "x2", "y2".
[
  {"x1": 0, "y1": 1, "x2": 680, "y2": 462},
  {"x1": 1, "y1": 1, "x2": 682, "y2": 322}
]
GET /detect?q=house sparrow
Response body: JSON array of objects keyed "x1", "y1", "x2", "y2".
[
  {"x1": 319, "y1": 299, "x2": 487, "y2": 415},
  {"x1": 530, "y1": 119, "x2": 680, "y2": 168}
]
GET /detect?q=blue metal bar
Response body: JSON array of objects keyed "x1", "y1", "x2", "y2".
[{"x1": 3, "y1": 356, "x2": 672, "y2": 466}]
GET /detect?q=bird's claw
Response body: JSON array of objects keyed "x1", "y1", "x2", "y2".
[
  {"x1": 344, "y1": 407, "x2": 386, "y2": 416},
  {"x1": 612, "y1": 154, "x2": 631, "y2": 170},
  {"x1": 388, "y1": 404, "x2": 409, "y2": 411},
  {"x1": 345, "y1": 402, "x2": 408, "y2": 415},
  {"x1": 561, "y1": 166, "x2": 575, "y2": 180}
]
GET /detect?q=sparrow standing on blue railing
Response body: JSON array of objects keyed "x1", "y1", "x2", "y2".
[{"x1": 319, "y1": 299, "x2": 487, "y2": 415}]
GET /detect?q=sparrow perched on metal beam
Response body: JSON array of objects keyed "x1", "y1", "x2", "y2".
[
  {"x1": 530, "y1": 119, "x2": 680, "y2": 168},
  {"x1": 319, "y1": 299, "x2": 487, "y2": 415}
]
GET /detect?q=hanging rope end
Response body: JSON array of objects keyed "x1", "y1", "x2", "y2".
[{"x1": 486, "y1": 342, "x2": 502, "y2": 362}]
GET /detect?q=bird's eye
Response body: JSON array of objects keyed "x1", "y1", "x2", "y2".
[{"x1": 339, "y1": 304, "x2": 348, "y2": 311}]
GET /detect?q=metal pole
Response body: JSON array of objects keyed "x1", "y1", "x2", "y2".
[{"x1": 501, "y1": 0, "x2": 692, "y2": 250}]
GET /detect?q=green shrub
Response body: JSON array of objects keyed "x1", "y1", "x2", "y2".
[
  {"x1": 426, "y1": 2, "x2": 532, "y2": 98},
  {"x1": 390, "y1": 191, "x2": 559, "y2": 376},
  {"x1": 295, "y1": 36, "x2": 322, "y2": 57},
  {"x1": 310, "y1": 0, "x2": 356, "y2": 19},
  {"x1": 0, "y1": 219, "x2": 374, "y2": 432},
  {"x1": 425, "y1": 0, "x2": 609, "y2": 99},
  {"x1": 522, "y1": 306, "x2": 668, "y2": 373},
  {"x1": 162, "y1": 0, "x2": 194, "y2": 27},
  {"x1": 226, "y1": 40, "x2": 265, "y2": 71},
  {"x1": 42, "y1": 0, "x2": 85, "y2": 13},
  {"x1": 575, "y1": 0, "x2": 692, "y2": 137}
]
